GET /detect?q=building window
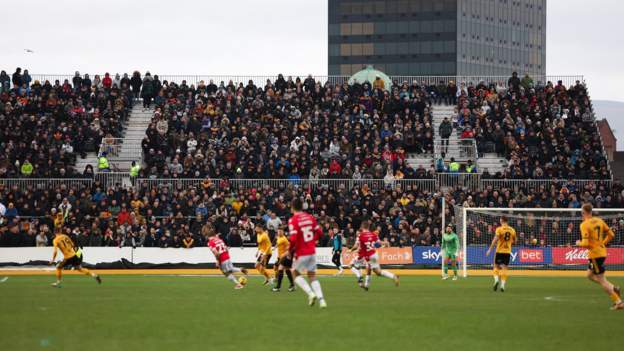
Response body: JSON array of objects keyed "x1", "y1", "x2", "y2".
[
  {"x1": 351, "y1": 2, "x2": 362, "y2": 15},
  {"x1": 351, "y1": 43, "x2": 363, "y2": 56},
  {"x1": 362, "y1": 2, "x2": 373, "y2": 14},
  {"x1": 340, "y1": 2, "x2": 351, "y2": 15},
  {"x1": 351, "y1": 22, "x2": 363, "y2": 35},
  {"x1": 375, "y1": 21, "x2": 386, "y2": 34},
  {"x1": 340, "y1": 44, "x2": 351, "y2": 56},
  {"x1": 374, "y1": 1, "x2": 386, "y2": 14},
  {"x1": 398, "y1": 0, "x2": 409, "y2": 13},
  {"x1": 375, "y1": 43, "x2": 385, "y2": 55},
  {"x1": 340, "y1": 64, "x2": 351, "y2": 75},
  {"x1": 340, "y1": 23, "x2": 351, "y2": 36},
  {"x1": 351, "y1": 64, "x2": 364, "y2": 73}
]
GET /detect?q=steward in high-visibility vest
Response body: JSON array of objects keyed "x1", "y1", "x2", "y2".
[
  {"x1": 98, "y1": 153, "x2": 110, "y2": 171},
  {"x1": 130, "y1": 161, "x2": 140, "y2": 177},
  {"x1": 448, "y1": 157, "x2": 460, "y2": 173},
  {"x1": 466, "y1": 160, "x2": 477, "y2": 173}
]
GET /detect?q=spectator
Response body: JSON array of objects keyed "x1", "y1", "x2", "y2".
[
  {"x1": 465, "y1": 160, "x2": 477, "y2": 173},
  {"x1": 5, "y1": 202, "x2": 18, "y2": 219},
  {"x1": 98, "y1": 153, "x2": 111, "y2": 172},
  {"x1": 36, "y1": 229, "x2": 48, "y2": 247},
  {"x1": 520, "y1": 74, "x2": 533, "y2": 90},
  {"x1": 102, "y1": 72, "x2": 113, "y2": 89},
  {"x1": 12, "y1": 67, "x2": 22, "y2": 87},
  {"x1": 130, "y1": 71, "x2": 142, "y2": 99},
  {"x1": 20, "y1": 160, "x2": 33, "y2": 177},
  {"x1": 373, "y1": 75, "x2": 385, "y2": 90},
  {"x1": 0, "y1": 70, "x2": 10, "y2": 92},
  {"x1": 142, "y1": 72, "x2": 154, "y2": 108},
  {"x1": 22, "y1": 69, "x2": 32, "y2": 88},
  {"x1": 439, "y1": 116, "x2": 453, "y2": 153},
  {"x1": 507, "y1": 71, "x2": 521, "y2": 92},
  {"x1": 448, "y1": 157, "x2": 460, "y2": 173}
]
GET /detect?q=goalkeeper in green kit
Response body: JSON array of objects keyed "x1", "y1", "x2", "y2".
[{"x1": 441, "y1": 225, "x2": 460, "y2": 280}]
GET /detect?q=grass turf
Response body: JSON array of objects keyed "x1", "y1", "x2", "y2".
[{"x1": 1, "y1": 274, "x2": 623, "y2": 351}]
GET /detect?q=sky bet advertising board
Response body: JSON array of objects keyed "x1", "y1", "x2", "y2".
[{"x1": 412, "y1": 246, "x2": 553, "y2": 265}]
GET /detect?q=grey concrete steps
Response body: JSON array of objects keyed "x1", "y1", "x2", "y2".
[{"x1": 105, "y1": 104, "x2": 153, "y2": 171}]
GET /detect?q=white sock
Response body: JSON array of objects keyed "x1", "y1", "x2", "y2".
[
  {"x1": 351, "y1": 267, "x2": 361, "y2": 278},
  {"x1": 380, "y1": 270, "x2": 395, "y2": 280},
  {"x1": 231, "y1": 267, "x2": 241, "y2": 274},
  {"x1": 364, "y1": 275, "x2": 371, "y2": 288},
  {"x1": 494, "y1": 275, "x2": 499, "y2": 283},
  {"x1": 501, "y1": 280, "x2": 506, "y2": 289},
  {"x1": 227, "y1": 274, "x2": 239, "y2": 285},
  {"x1": 294, "y1": 276, "x2": 314, "y2": 296},
  {"x1": 310, "y1": 280, "x2": 324, "y2": 300}
]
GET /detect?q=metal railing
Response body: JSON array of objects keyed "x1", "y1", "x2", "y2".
[
  {"x1": 0, "y1": 176, "x2": 614, "y2": 195},
  {"x1": 479, "y1": 179, "x2": 612, "y2": 192},
  {"x1": 589, "y1": 100, "x2": 614, "y2": 180},
  {"x1": 30, "y1": 74, "x2": 585, "y2": 88},
  {"x1": 99, "y1": 138, "x2": 143, "y2": 161},
  {"x1": 437, "y1": 173, "x2": 481, "y2": 190},
  {"x1": 94, "y1": 172, "x2": 132, "y2": 187},
  {"x1": 434, "y1": 138, "x2": 477, "y2": 161},
  {"x1": 0, "y1": 178, "x2": 93, "y2": 190},
  {"x1": 135, "y1": 178, "x2": 439, "y2": 193}
]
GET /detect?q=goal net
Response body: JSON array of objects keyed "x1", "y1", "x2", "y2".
[{"x1": 449, "y1": 207, "x2": 624, "y2": 277}]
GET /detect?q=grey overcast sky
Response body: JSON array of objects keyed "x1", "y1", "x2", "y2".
[{"x1": 2, "y1": 0, "x2": 622, "y2": 102}]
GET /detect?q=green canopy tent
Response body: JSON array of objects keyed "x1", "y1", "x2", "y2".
[{"x1": 347, "y1": 65, "x2": 392, "y2": 91}]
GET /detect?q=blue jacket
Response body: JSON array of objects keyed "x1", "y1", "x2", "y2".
[{"x1": 332, "y1": 234, "x2": 343, "y2": 252}]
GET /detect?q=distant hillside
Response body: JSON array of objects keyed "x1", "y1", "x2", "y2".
[{"x1": 593, "y1": 100, "x2": 624, "y2": 151}]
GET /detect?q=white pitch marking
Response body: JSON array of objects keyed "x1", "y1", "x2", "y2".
[
  {"x1": 544, "y1": 296, "x2": 561, "y2": 301},
  {"x1": 0, "y1": 277, "x2": 8, "y2": 283}
]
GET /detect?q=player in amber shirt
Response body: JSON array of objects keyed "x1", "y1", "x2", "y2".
[
  {"x1": 50, "y1": 229, "x2": 101, "y2": 287},
  {"x1": 255, "y1": 224, "x2": 274, "y2": 285},
  {"x1": 486, "y1": 216, "x2": 516, "y2": 292},
  {"x1": 576, "y1": 203, "x2": 623, "y2": 310},
  {"x1": 271, "y1": 228, "x2": 295, "y2": 292}
]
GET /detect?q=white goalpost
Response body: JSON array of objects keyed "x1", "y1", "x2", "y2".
[{"x1": 450, "y1": 207, "x2": 624, "y2": 277}]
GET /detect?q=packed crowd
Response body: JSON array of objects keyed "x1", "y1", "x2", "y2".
[
  {"x1": 0, "y1": 68, "x2": 134, "y2": 178},
  {"x1": 446, "y1": 179, "x2": 624, "y2": 246},
  {"x1": 0, "y1": 179, "x2": 441, "y2": 249},
  {"x1": 453, "y1": 72, "x2": 609, "y2": 179},
  {"x1": 140, "y1": 75, "x2": 436, "y2": 180},
  {"x1": 0, "y1": 69, "x2": 619, "y2": 253},
  {"x1": 1, "y1": 176, "x2": 621, "y2": 248}
]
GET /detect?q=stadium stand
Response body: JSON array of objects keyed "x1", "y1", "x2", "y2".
[
  {"x1": 454, "y1": 77, "x2": 610, "y2": 179},
  {"x1": 0, "y1": 176, "x2": 620, "y2": 248},
  {"x1": 0, "y1": 69, "x2": 133, "y2": 177},
  {"x1": 140, "y1": 76, "x2": 435, "y2": 179},
  {"x1": 0, "y1": 69, "x2": 616, "y2": 249}
]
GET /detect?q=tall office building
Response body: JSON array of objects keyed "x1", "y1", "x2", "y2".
[{"x1": 328, "y1": 0, "x2": 546, "y2": 77}]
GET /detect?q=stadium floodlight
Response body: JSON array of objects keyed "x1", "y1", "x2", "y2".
[{"x1": 451, "y1": 207, "x2": 624, "y2": 277}]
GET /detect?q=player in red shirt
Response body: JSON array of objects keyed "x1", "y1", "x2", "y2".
[
  {"x1": 204, "y1": 224, "x2": 248, "y2": 289},
  {"x1": 350, "y1": 220, "x2": 399, "y2": 291},
  {"x1": 288, "y1": 198, "x2": 327, "y2": 308}
]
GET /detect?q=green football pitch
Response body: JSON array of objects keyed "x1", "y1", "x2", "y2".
[{"x1": 1, "y1": 274, "x2": 622, "y2": 351}]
